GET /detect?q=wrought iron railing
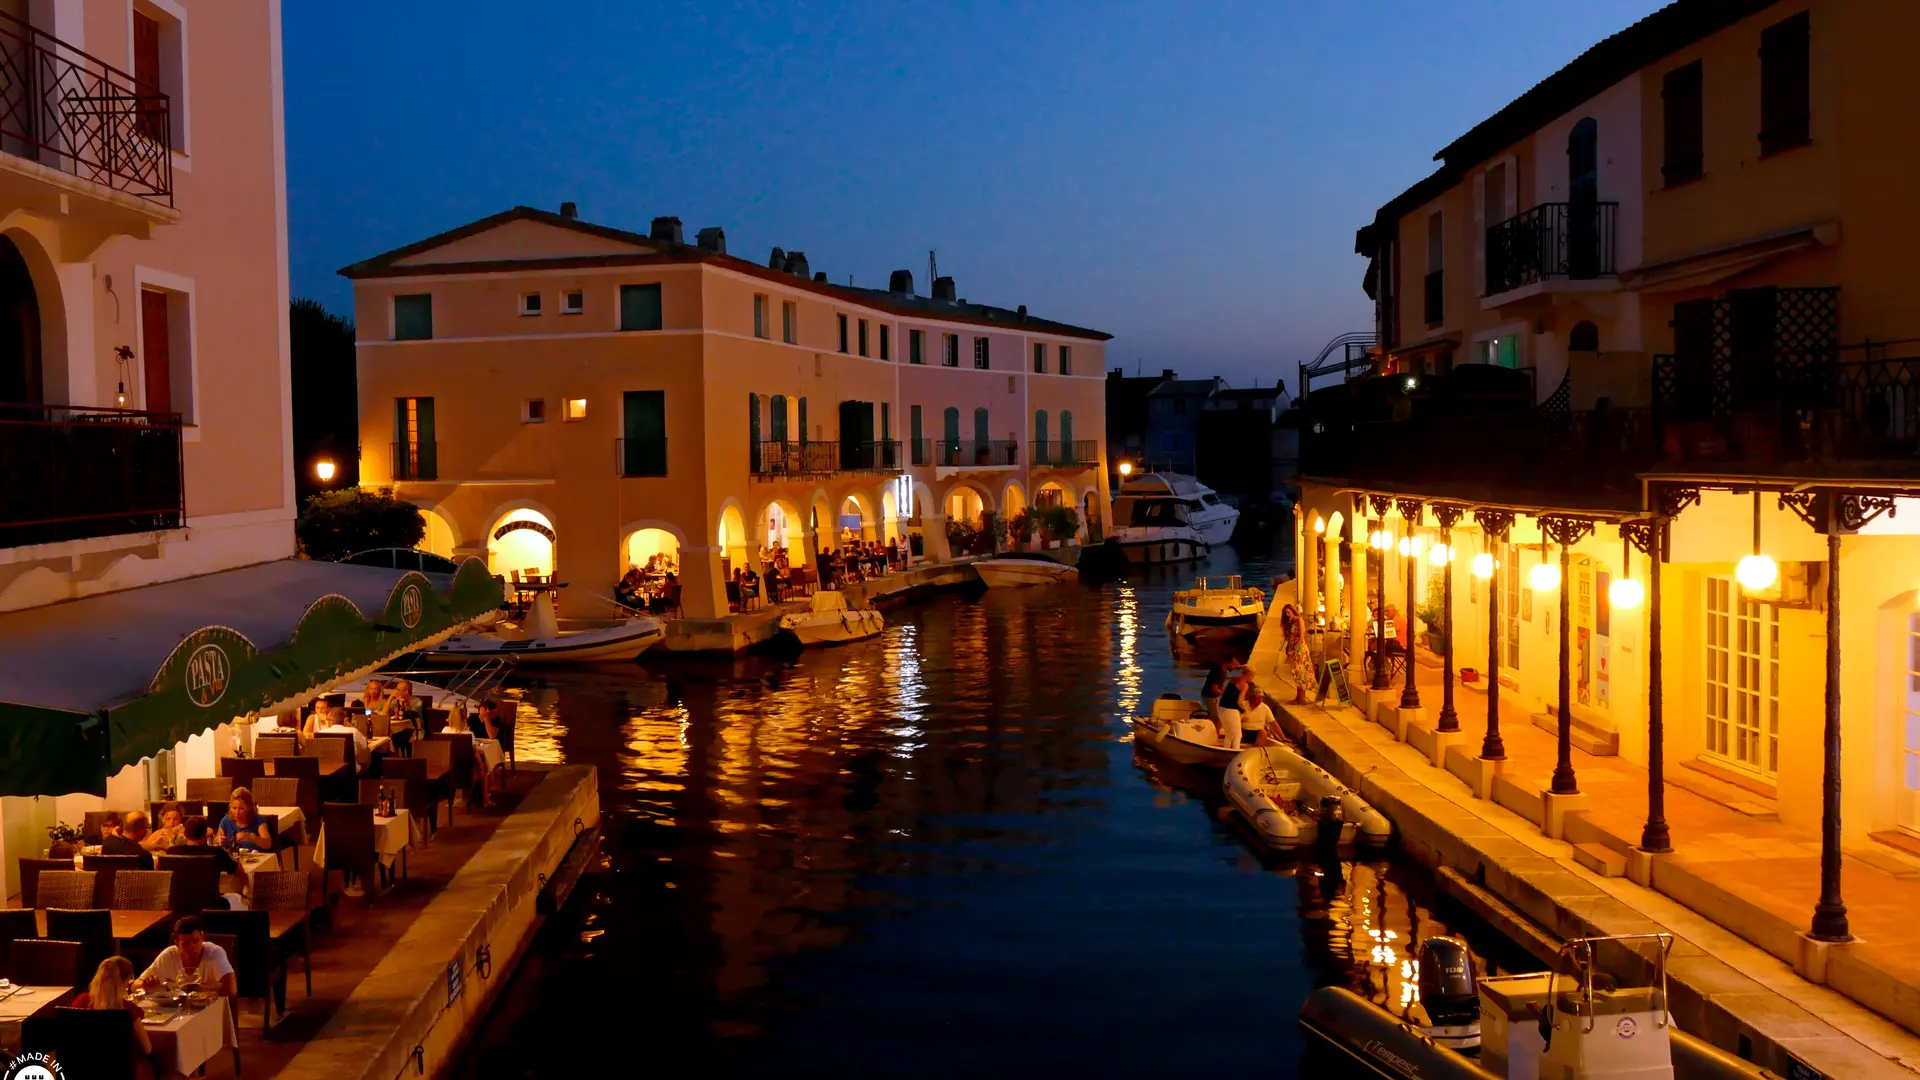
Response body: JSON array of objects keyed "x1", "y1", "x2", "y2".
[
  {"x1": 1653, "y1": 350, "x2": 1920, "y2": 464},
  {"x1": 0, "y1": 402, "x2": 183, "y2": 547},
  {"x1": 1031, "y1": 439, "x2": 1099, "y2": 466},
  {"x1": 839, "y1": 439, "x2": 901, "y2": 473},
  {"x1": 910, "y1": 439, "x2": 1019, "y2": 468},
  {"x1": 615, "y1": 437, "x2": 667, "y2": 477},
  {"x1": 0, "y1": 10, "x2": 172, "y2": 203},
  {"x1": 751, "y1": 439, "x2": 901, "y2": 477},
  {"x1": 391, "y1": 440, "x2": 437, "y2": 481},
  {"x1": 1485, "y1": 201, "x2": 1618, "y2": 295}
]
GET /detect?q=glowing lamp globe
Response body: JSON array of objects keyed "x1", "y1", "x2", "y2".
[
  {"x1": 1312, "y1": 515, "x2": 1325, "y2": 534},
  {"x1": 1609, "y1": 577, "x2": 1645, "y2": 609},
  {"x1": 1398, "y1": 536, "x2": 1422, "y2": 557},
  {"x1": 314, "y1": 459, "x2": 337, "y2": 482},
  {"x1": 1736, "y1": 554, "x2": 1778, "y2": 591},
  {"x1": 1471, "y1": 552, "x2": 1495, "y2": 579},
  {"x1": 1118, "y1": 462, "x2": 1133, "y2": 478},
  {"x1": 1428, "y1": 543, "x2": 1450, "y2": 567},
  {"x1": 1529, "y1": 562, "x2": 1561, "y2": 592}
]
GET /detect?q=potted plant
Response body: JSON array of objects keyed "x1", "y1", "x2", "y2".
[
  {"x1": 1041, "y1": 505, "x2": 1081, "y2": 547},
  {"x1": 1009, "y1": 508, "x2": 1037, "y2": 550},
  {"x1": 946, "y1": 519, "x2": 979, "y2": 556},
  {"x1": 1416, "y1": 575, "x2": 1447, "y2": 655},
  {"x1": 981, "y1": 511, "x2": 1009, "y2": 554},
  {"x1": 46, "y1": 822, "x2": 83, "y2": 860}
]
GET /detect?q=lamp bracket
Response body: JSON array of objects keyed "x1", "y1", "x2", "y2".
[
  {"x1": 1656, "y1": 485, "x2": 1701, "y2": 519},
  {"x1": 1366, "y1": 493, "x2": 1394, "y2": 517},
  {"x1": 1840, "y1": 493, "x2": 1897, "y2": 533},
  {"x1": 1539, "y1": 515, "x2": 1597, "y2": 547},
  {"x1": 1778, "y1": 491, "x2": 1823, "y2": 532},
  {"x1": 1431, "y1": 503, "x2": 1465, "y2": 530},
  {"x1": 1473, "y1": 507, "x2": 1515, "y2": 538},
  {"x1": 1394, "y1": 497, "x2": 1424, "y2": 523}
]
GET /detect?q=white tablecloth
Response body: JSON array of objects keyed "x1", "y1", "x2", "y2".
[
  {"x1": 474, "y1": 738, "x2": 505, "y2": 773},
  {"x1": 261, "y1": 805, "x2": 304, "y2": 835},
  {"x1": 145, "y1": 998, "x2": 232, "y2": 1077},
  {"x1": 0, "y1": 985, "x2": 65, "y2": 1053},
  {"x1": 313, "y1": 809, "x2": 411, "y2": 868}
]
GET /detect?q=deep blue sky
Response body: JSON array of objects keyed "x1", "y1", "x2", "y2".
[{"x1": 285, "y1": 1, "x2": 1663, "y2": 386}]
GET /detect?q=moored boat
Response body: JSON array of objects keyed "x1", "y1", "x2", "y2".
[
  {"x1": 973, "y1": 553, "x2": 1080, "y2": 588},
  {"x1": 1223, "y1": 743, "x2": 1391, "y2": 850},
  {"x1": 779, "y1": 590, "x2": 885, "y2": 646},
  {"x1": 1167, "y1": 575, "x2": 1266, "y2": 640},
  {"x1": 1107, "y1": 473, "x2": 1237, "y2": 566},
  {"x1": 1130, "y1": 693, "x2": 1239, "y2": 767},
  {"x1": 426, "y1": 593, "x2": 665, "y2": 664}
]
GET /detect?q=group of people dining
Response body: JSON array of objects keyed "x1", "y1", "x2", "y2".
[
  {"x1": 615, "y1": 554, "x2": 680, "y2": 614},
  {"x1": 269, "y1": 677, "x2": 509, "y2": 807},
  {"x1": 90, "y1": 786, "x2": 277, "y2": 898},
  {"x1": 820, "y1": 538, "x2": 901, "y2": 585},
  {"x1": 70, "y1": 917, "x2": 237, "y2": 1079},
  {"x1": 1200, "y1": 654, "x2": 1278, "y2": 751}
]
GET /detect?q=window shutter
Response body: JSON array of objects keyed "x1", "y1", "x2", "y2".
[
  {"x1": 798, "y1": 397, "x2": 808, "y2": 443},
  {"x1": 619, "y1": 284, "x2": 663, "y2": 331},
  {"x1": 415, "y1": 398, "x2": 437, "y2": 480},
  {"x1": 1034, "y1": 410, "x2": 1048, "y2": 460},
  {"x1": 1060, "y1": 410, "x2": 1074, "y2": 455},
  {"x1": 973, "y1": 407, "x2": 989, "y2": 447},
  {"x1": 748, "y1": 393, "x2": 761, "y2": 451},
  {"x1": 393, "y1": 399, "x2": 409, "y2": 476},
  {"x1": 1472, "y1": 172, "x2": 1486, "y2": 297}
]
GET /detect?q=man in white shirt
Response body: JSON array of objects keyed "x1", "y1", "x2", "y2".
[
  {"x1": 140, "y1": 915, "x2": 236, "y2": 998},
  {"x1": 316, "y1": 705, "x2": 371, "y2": 767}
]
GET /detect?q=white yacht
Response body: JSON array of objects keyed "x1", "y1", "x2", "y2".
[
  {"x1": 1167, "y1": 575, "x2": 1266, "y2": 640},
  {"x1": 1108, "y1": 473, "x2": 1240, "y2": 565}
]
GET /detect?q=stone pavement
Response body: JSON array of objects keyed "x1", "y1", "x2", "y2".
[{"x1": 1252, "y1": 621, "x2": 1920, "y2": 1077}]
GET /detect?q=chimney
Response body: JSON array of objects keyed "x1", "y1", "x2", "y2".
[
  {"x1": 558, "y1": 201, "x2": 578, "y2": 219},
  {"x1": 1016, "y1": 304, "x2": 1027, "y2": 318},
  {"x1": 1161, "y1": 369, "x2": 1175, "y2": 379},
  {"x1": 696, "y1": 226, "x2": 726, "y2": 254},
  {"x1": 785, "y1": 251, "x2": 809, "y2": 279},
  {"x1": 649, "y1": 216, "x2": 683, "y2": 245},
  {"x1": 932, "y1": 276, "x2": 957, "y2": 302},
  {"x1": 813, "y1": 272, "x2": 828, "y2": 283},
  {"x1": 768, "y1": 246, "x2": 786, "y2": 269},
  {"x1": 888, "y1": 269, "x2": 914, "y2": 295}
]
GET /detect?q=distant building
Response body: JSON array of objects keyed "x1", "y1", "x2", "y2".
[
  {"x1": 1143, "y1": 376, "x2": 1222, "y2": 475},
  {"x1": 1197, "y1": 380, "x2": 1293, "y2": 506},
  {"x1": 1104, "y1": 368, "x2": 1170, "y2": 485}
]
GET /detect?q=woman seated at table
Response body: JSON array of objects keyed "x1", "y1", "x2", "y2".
[
  {"x1": 217, "y1": 788, "x2": 273, "y2": 853},
  {"x1": 74, "y1": 956, "x2": 158, "y2": 1080},
  {"x1": 445, "y1": 704, "x2": 501, "y2": 807},
  {"x1": 140, "y1": 916, "x2": 236, "y2": 999},
  {"x1": 143, "y1": 802, "x2": 187, "y2": 852}
]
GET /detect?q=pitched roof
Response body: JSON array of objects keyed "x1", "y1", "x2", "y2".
[
  {"x1": 1147, "y1": 378, "x2": 1221, "y2": 397},
  {"x1": 1356, "y1": 0, "x2": 1781, "y2": 252},
  {"x1": 339, "y1": 206, "x2": 1113, "y2": 342}
]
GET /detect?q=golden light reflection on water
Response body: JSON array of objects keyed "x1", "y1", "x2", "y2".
[{"x1": 1114, "y1": 584, "x2": 1142, "y2": 723}]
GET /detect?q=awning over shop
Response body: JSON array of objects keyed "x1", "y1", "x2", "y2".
[{"x1": 0, "y1": 557, "x2": 501, "y2": 796}]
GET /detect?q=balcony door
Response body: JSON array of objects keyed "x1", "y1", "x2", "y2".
[
  {"x1": 622, "y1": 390, "x2": 665, "y2": 476},
  {"x1": 141, "y1": 289, "x2": 171, "y2": 414},
  {"x1": 839, "y1": 399, "x2": 874, "y2": 470},
  {"x1": 1567, "y1": 117, "x2": 1600, "y2": 278},
  {"x1": 0, "y1": 235, "x2": 39, "y2": 405}
]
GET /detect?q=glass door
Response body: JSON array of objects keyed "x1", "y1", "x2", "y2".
[{"x1": 1704, "y1": 576, "x2": 1779, "y2": 776}]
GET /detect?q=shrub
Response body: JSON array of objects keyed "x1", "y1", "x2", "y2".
[
  {"x1": 1009, "y1": 508, "x2": 1037, "y2": 542},
  {"x1": 1040, "y1": 505, "x2": 1081, "y2": 541},
  {"x1": 296, "y1": 487, "x2": 427, "y2": 561}
]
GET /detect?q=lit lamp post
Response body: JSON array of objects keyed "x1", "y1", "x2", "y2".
[
  {"x1": 1473, "y1": 508, "x2": 1513, "y2": 760},
  {"x1": 1432, "y1": 504, "x2": 1463, "y2": 732},
  {"x1": 1538, "y1": 515, "x2": 1595, "y2": 797},
  {"x1": 1118, "y1": 461, "x2": 1134, "y2": 480},
  {"x1": 1368, "y1": 495, "x2": 1394, "y2": 692},
  {"x1": 314, "y1": 459, "x2": 337, "y2": 484},
  {"x1": 1620, "y1": 518, "x2": 1667, "y2": 853},
  {"x1": 1396, "y1": 498, "x2": 1424, "y2": 710}
]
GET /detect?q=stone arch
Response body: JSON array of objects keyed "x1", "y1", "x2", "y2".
[
  {"x1": 838, "y1": 491, "x2": 877, "y2": 543},
  {"x1": 942, "y1": 481, "x2": 991, "y2": 527},
  {"x1": 717, "y1": 503, "x2": 750, "y2": 570},
  {"x1": 1035, "y1": 480, "x2": 1072, "y2": 508},
  {"x1": 620, "y1": 518, "x2": 688, "y2": 571},
  {"x1": 1079, "y1": 484, "x2": 1100, "y2": 541},
  {"x1": 751, "y1": 497, "x2": 808, "y2": 564},
  {"x1": 880, "y1": 487, "x2": 900, "y2": 542},
  {"x1": 487, "y1": 505, "x2": 556, "y2": 581},
  {"x1": 0, "y1": 222, "x2": 65, "y2": 406}
]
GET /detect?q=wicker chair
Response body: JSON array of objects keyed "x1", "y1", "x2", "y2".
[
  {"x1": 203, "y1": 908, "x2": 283, "y2": 1030},
  {"x1": 0, "y1": 909, "x2": 36, "y2": 974},
  {"x1": 17, "y1": 858, "x2": 69, "y2": 909},
  {"x1": 380, "y1": 758, "x2": 436, "y2": 834},
  {"x1": 254, "y1": 733, "x2": 298, "y2": 760},
  {"x1": 185, "y1": 776, "x2": 235, "y2": 805},
  {"x1": 23, "y1": 1006, "x2": 137, "y2": 1080},
  {"x1": 154, "y1": 855, "x2": 221, "y2": 916},
  {"x1": 112, "y1": 869, "x2": 173, "y2": 910},
  {"x1": 251, "y1": 776, "x2": 300, "y2": 810},
  {"x1": 319, "y1": 802, "x2": 379, "y2": 896},
  {"x1": 201, "y1": 931, "x2": 246, "y2": 1074},
  {"x1": 34, "y1": 871, "x2": 96, "y2": 911},
  {"x1": 7, "y1": 939, "x2": 84, "y2": 989},
  {"x1": 79, "y1": 854, "x2": 142, "y2": 906},
  {"x1": 415, "y1": 738, "x2": 454, "y2": 814},
  {"x1": 43, "y1": 908, "x2": 111, "y2": 976},
  {"x1": 219, "y1": 757, "x2": 268, "y2": 784}
]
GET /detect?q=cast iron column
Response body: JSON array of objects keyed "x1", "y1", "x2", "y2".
[
  {"x1": 1626, "y1": 519, "x2": 1671, "y2": 853},
  {"x1": 1542, "y1": 516, "x2": 1593, "y2": 796},
  {"x1": 1811, "y1": 495, "x2": 1851, "y2": 942},
  {"x1": 1435, "y1": 505, "x2": 1463, "y2": 732},
  {"x1": 1398, "y1": 498, "x2": 1424, "y2": 710},
  {"x1": 1475, "y1": 508, "x2": 1513, "y2": 760},
  {"x1": 1369, "y1": 494, "x2": 1394, "y2": 691}
]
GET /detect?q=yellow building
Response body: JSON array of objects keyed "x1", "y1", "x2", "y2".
[
  {"x1": 1302, "y1": 0, "x2": 1920, "y2": 976},
  {"x1": 344, "y1": 206, "x2": 1111, "y2": 621}
]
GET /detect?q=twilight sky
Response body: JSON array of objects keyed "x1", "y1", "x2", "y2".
[{"x1": 285, "y1": 1, "x2": 1664, "y2": 386}]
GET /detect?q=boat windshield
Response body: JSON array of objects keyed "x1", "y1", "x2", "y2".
[
  {"x1": 1193, "y1": 575, "x2": 1243, "y2": 592},
  {"x1": 1115, "y1": 497, "x2": 1190, "y2": 528}
]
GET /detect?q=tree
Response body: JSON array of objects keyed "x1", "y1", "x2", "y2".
[
  {"x1": 296, "y1": 487, "x2": 425, "y2": 561},
  {"x1": 291, "y1": 297, "x2": 359, "y2": 503}
]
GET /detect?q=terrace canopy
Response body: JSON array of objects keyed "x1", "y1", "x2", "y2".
[{"x1": 0, "y1": 558, "x2": 501, "y2": 796}]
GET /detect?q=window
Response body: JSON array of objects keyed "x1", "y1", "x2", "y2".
[
  {"x1": 1033, "y1": 343, "x2": 1046, "y2": 373},
  {"x1": 1569, "y1": 321, "x2": 1600, "y2": 352},
  {"x1": 973, "y1": 337, "x2": 990, "y2": 369},
  {"x1": 753, "y1": 294, "x2": 768, "y2": 338},
  {"x1": 1900, "y1": 616, "x2": 1920, "y2": 830},
  {"x1": 782, "y1": 301, "x2": 797, "y2": 343},
  {"x1": 838, "y1": 314, "x2": 849, "y2": 353},
  {"x1": 909, "y1": 329, "x2": 924, "y2": 365},
  {"x1": 1500, "y1": 543, "x2": 1521, "y2": 667},
  {"x1": 520, "y1": 292, "x2": 542, "y2": 317},
  {"x1": 1034, "y1": 410, "x2": 1049, "y2": 463},
  {"x1": 132, "y1": 5, "x2": 184, "y2": 151},
  {"x1": 910, "y1": 404, "x2": 925, "y2": 464},
  {"x1": 619, "y1": 284, "x2": 662, "y2": 331},
  {"x1": 137, "y1": 285, "x2": 195, "y2": 419},
  {"x1": 1058, "y1": 345, "x2": 1072, "y2": 375},
  {"x1": 564, "y1": 398, "x2": 588, "y2": 421},
  {"x1": 858, "y1": 319, "x2": 869, "y2": 357},
  {"x1": 879, "y1": 325, "x2": 890, "y2": 361},
  {"x1": 621, "y1": 390, "x2": 667, "y2": 477},
  {"x1": 943, "y1": 333, "x2": 959, "y2": 367},
  {"x1": 1705, "y1": 576, "x2": 1779, "y2": 776},
  {"x1": 394, "y1": 397, "x2": 436, "y2": 480},
  {"x1": 1759, "y1": 11, "x2": 1811, "y2": 155},
  {"x1": 1662, "y1": 60, "x2": 1704, "y2": 184},
  {"x1": 1424, "y1": 211, "x2": 1444, "y2": 326},
  {"x1": 562, "y1": 290, "x2": 584, "y2": 315},
  {"x1": 394, "y1": 294, "x2": 433, "y2": 340},
  {"x1": 523, "y1": 399, "x2": 545, "y2": 423},
  {"x1": 1475, "y1": 333, "x2": 1520, "y2": 368}
]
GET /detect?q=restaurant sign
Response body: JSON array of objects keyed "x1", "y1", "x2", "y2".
[{"x1": 185, "y1": 643, "x2": 233, "y2": 707}]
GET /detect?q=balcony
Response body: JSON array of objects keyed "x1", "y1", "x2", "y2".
[
  {"x1": 911, "y1": 439, "x2": 1019, "y2": 469},
  {"x1": 0, "y1": 11, "x2": 175, "y2": 234},
  {"x1": 1031, "y1": 439, "x2": 1099, "y2": 467},
  {"x1": 752, "y1": 439, "x2": 902, "y2": 478},
  {"x1": 838, "y1": 439, "x2": 902, "y2": 473},
  {"x1": 0, "y1": 403, "x2": 183, "y2": 549},
  {"x1": 391, "y1": 440, "x2": 437, "y2": 481},
  {"x1": 1484, "y1": 201, "x2": 1618, "y2": 299},
  {"x1": 615, "y1": 437, "x2": 667, "y2": 477}
]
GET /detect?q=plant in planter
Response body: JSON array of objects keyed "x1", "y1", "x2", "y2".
[
  {"x1": 946, "y1": 519, "x2": 980, "y2": 556},
  {"x1": 981, "y1": 511, "x2": 1009, "y2": 554},
  {"x1": 1415, "y1": 574, "x2": 1447, "y2": 655},
  {"x1": 1009, "y1": 509, "x2": 1038, "y2": 549},
  {"x1": 1040, "y1": 505, "x2": 1081, "y2": 546},
  {"x1": 46, "y1": 822, "x2": 83, "y2": 859}
]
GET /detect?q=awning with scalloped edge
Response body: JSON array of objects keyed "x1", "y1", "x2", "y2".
[{"x1": 0, "y1": 557, "x2": 501, "y2": 796}]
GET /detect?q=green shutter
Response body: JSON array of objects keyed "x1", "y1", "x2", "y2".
[
  {"x1": 799, "y1": 397, "x2": 809, "y2": 443},
  {"x1": 769, "y1": 395, "x2": 787, "y2": 443},
  {"x1": 748, "y1": 393, "x2": 760, "y2": 462},
  {"x1": 911, "y1": 404, "x2": 924, "y2": 464},
  {"x1": 1035, "y1": 410, "x2": 1049, "y2": 465},
  {"x1": 620, "y1": 284, "x2": 663, "y2": 331},
  {"x1": 880, "y1": 402, "x2": 890, "y2": 441},
  {"x1": 622, "y1": 390, "x2": 666, "y2": 475},
  {"x1": 393, "y1": 398, "x2": 409, "y2": 476},
  {"x1": 415, "y1": 398, "x2": 437, "y2": 479},
  {"x1": 1060, "y1": 410, "x2": 1074, "y2": 460},
  {"x1": 394, "y1": 294, "x2": 432, "y2": 340},
  {"x1": 909, "y1": 331, "x2": 922, "y2": 365},
  {"x1": 973, "y1": 407, "x2": 989, "y2": 447}
]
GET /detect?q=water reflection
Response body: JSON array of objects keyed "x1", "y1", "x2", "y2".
[{"x1": 455, "y1": 539, "x2": 1532, "y2": 1079}]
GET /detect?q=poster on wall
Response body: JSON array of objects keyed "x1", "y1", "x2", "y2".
[{"x1": 1595, "y1": 570, "x2": 1612, "y2": 709}]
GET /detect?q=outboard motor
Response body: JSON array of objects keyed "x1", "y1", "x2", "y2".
[
  {"x1": 1313, "y1": 794, "x2": 1345, "y2": 851},
  {"x1": 1417, "y1": 936, "x2": 1481, "y2": 1050}
]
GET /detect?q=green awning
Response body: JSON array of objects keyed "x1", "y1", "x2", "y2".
[{"x1": 0, "y1": 557, "x2": 502, "y2": 796}]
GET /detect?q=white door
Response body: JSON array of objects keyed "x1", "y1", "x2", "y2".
[{"x1": 1704, "y1": 577, "x2": 1779, "y2": 777}]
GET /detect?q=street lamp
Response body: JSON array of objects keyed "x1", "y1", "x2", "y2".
[
  {"x1": 1610, "y1": 577, "x2": 1645, "y2": 609},
  {"x1": 1471, "y1": 552, "x2": 1495, "y2": 579},
  {"x1": 1737, "y1": 490, "x2": 1778, "y2": 591},
  {"x1": 1529, "y1": 559, "x2": 1561, "y2": 592},
  {"x1": 1428, "y1": 543, "x2": 1451, "y2": 567},
  {"x1": 1118, "y1": 461, "x2": 1134, "y2": 478},
  {"x1": 314, "y1": 459, "x2": 337, "y2": 483}
]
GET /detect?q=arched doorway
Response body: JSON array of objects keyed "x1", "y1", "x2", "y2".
[
  {"x1": 0, "y1": 236, "x2": 42, "y2": 405},
  {"x1": 1003, "y1": 482, "x2": 1026, "y2": 520},
  {"x1": 625, "y1": 528, "x2": 680, "y2": 572},
  {"x1": 881, "y1": 488, "x2": 900, "y2": 542},
  {"x1": 718, "y1": 505, "x2": 749, "y2": 573},
  {"x1": 944, "y1": 485, "x2": 988, "y2": 556},
  {"x1": 1036, "y1": 481, "x2": 1070, "y2": 508},
  {"x1": 761, "y1": 501, "x2": 807, "y2": 560},
  {"x1": 840, "y1": 495, "x2": 873, "y2": 544},
  {"x1": 421, "y1": 507, "x2": 458, "y2": 558},
  {"x1": 489, "y1": 508, "x2": 555, "y2": 581}
]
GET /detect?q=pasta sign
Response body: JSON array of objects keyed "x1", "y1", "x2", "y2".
[{"x1": 185, "y1": 643, "x2": 232, "y2": 708}]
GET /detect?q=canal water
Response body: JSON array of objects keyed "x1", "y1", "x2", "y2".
[{"x1": 454, "y1": 539, "x2": 1534, "y2": 1078}]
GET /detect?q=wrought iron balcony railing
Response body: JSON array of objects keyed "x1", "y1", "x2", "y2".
[
  {"x1": 910, "y1": 439, "x2": 1019, "y2": 468},
  {"x1": 0, "y1": 10, "x2": 173, "y2": 203},
  {"x1": 615, "y1": 437, "x2": 667, "y2": 477},
  {"x1": 752, "y1": 439, "x2": 902, "y2": 477},
  {"x1": 0, "y1": 402, "x2": 183, "y2": 547},
  {"x1": 1031, "y1": 439, "x2": 1099, "y2": 466},
  {"x1": 838, "y1": 439, "x2": 902, "y2": 473},
  {"x1": 1484, "y1": 201, "x2": 1618, "y2": 295}
]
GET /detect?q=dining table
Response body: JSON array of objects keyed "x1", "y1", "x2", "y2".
[
  {"x1": 312, "y1": 809, "x2": 411, "y2": 877},
  {"x1": 473, "y1": 737, "x2": 505, "y2": 775},
  {"x1": 133, "y1": 989, "x2": 234, "y2": 1077},
  {"x1": 34, "y1": 908, "x2": 173, "y2": 942},
  {"x1": 0, "y1": 984, "x2": 68, "y2": 1054}
]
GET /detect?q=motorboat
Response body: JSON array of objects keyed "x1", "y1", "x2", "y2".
[
  {"x1": 427, "y1": 593, "x2": 665, "y2": 664},
  {"x1": 1301, "y1": 933, "x2": 1773, "y2": 1080},
  {"x1": 973, "y1": 552, "x2": 1080, "y2": 588},
  {"x1": 779, "y1": 590, "x2": 886, "y2": 646},
  {"x1": 1130, "y1": 693, "x2": 1240, "y2": 767},
  {"x1": 1167, "y1": 575, "x2": 1266, "y2": 639},
  {"x1": 1107, "y1": 473, "x2": 1239, "y2": 565},
  {"x1": 1224, "y1": 743, "x2": 1392, "y2": 851}
]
